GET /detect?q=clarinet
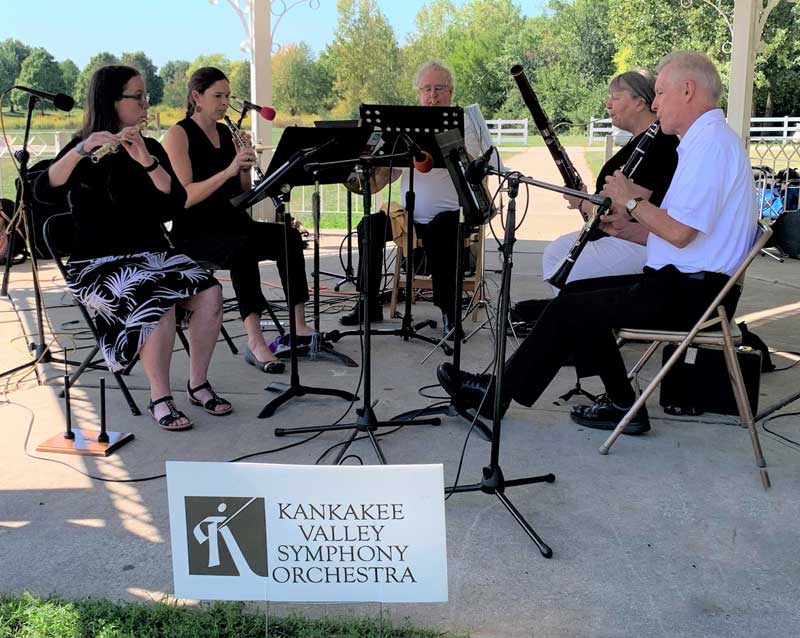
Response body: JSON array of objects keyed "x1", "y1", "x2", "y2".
[
  {"x1": 223, "y1": 114, "x2": 265, "y2": 182},
  {"x1": 547, "y1": 121, "x2": 661, "y2": 289},
  {"x1": 510, "y1": 64, "x2": 585, "y2": 198}
]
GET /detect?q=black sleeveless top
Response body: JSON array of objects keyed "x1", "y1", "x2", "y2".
[{"x1": 170, "y1": 117, "x2": 247, "y2": 238}]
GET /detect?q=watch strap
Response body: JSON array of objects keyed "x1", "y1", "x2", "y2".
[{"x1": 143, "y1": 155, "x2": 159, "y2": 173}]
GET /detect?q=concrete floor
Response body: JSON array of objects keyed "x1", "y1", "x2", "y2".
[{"x1": 2, "y1": 150, "x2": 800, "y2": 637}]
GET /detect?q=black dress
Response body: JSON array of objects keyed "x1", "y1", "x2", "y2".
[
  {"x1": 34, "y1": 137, "x2": 219, "y2": 372},
  {"x1": 170, "y1": 118, "x2": 309, "y2": 319}
]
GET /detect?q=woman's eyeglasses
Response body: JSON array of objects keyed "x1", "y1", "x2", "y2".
[{"x1": 120, "y1": 93, "x2": 150, "y2": 105}]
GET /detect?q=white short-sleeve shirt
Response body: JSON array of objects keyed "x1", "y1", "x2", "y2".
[{"x1": 645, "y1": 109, "x2": 756, "y2": 276}]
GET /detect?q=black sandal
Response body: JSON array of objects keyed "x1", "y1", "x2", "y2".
[
  {"x1": 148, "y1": 396, "x2": 193, "y2": 431},
  {"x1": 187, "y1": 381, "x2": 233, "y2": 416}
]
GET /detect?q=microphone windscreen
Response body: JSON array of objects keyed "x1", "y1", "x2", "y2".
[
  {"x1": 54, "y1": 93, "x2": 75, "y2": 112},
  {"x1": 259, "y1": 106, "x2": 276, "y2": 121},
  {"x1": 413, "y1": 151, "x2": 434, "y2": 174}
]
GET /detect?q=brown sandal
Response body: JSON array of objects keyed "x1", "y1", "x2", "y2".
[{"x1": 148, "y1": 396, "x2": 193, "y2": 431}]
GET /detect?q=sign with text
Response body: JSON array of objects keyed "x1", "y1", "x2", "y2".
[{"x1": 167, "y1": 462, "x2": 447, "y2": 602}]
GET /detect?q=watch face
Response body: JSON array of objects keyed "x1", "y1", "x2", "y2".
[{"x1": 626, "y1": 199, "x2": 637, "y2": 212}]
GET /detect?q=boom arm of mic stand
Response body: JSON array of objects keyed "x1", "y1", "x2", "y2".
[{"x1": 486, "y1": 167, "x2": 611, "y2": 209}]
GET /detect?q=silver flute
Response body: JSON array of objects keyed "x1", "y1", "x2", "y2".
[
  {"x1": 223, "y1": 115, "x2": 265, "y2": 182},
  {"x1": 90, "y1": 120, "x2": 148, "y2": 163}
]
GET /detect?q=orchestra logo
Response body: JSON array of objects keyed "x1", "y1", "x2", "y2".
[{"x1": 184, "y1": 496, "x2": 268, "y2": 577}]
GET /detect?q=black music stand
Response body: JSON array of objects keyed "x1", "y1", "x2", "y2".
[
  {"x1": 229, "y1": 128, "x2": 363, "y2": 417},
  {"x1": 313, "y1": 120, "x2": 360, "y2": 289},
  {"x1": 391, "y1": 129, "x2": 496, "y2": 440},
  {"x1": 323, "y1": 104, "x2": 467, "y2": 357},
  {"x1": 273, "y1": 143, "x2": 442, "y2": 464}
]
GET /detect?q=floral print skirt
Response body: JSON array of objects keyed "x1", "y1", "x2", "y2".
[{"x1": 65, "y1": 251, "x2": 219, "y2": 372}]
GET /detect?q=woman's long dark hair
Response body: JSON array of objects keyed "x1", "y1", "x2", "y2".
[
  {"x1": 79, "y1": 65, "x2": 141, "y2": 139},
  {"x1": 186, "y1": 66, "x2": 228, "y2": 118}
]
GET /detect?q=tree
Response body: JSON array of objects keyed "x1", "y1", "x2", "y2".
[
  {"x1": 121, "y1": 51, "x2": 163, "y2": 105},
  {"x1": 0, "y1": 39, "x2": 32, "y2": 112},
  {"x1": 187, "y1": 54, "x2": 231, "y2": 78},
  {"x1": 73, "y1": 52, "x2": 120, "y2": 106},
  {"x1": 12, "y1": 48, "x2": 64, "y2": 111},
  {"x1": 325, "y1": 0, "x2": 403, "y2": 117},
  {"x1": 159, "y1": 59, "x2": 190, "y2": 109},
  {"x1": 228, "y1": 59, "x2": 251, "y2": 103},
  {"x1": 272, "y1": 43, "x2": 333, "y2": 115},
  {"x1": 59, "y1": 59, "x2": 79, "y2": 97},
  {"x1": 402, "y1": 0, "x2": 458, "y2": 101}
]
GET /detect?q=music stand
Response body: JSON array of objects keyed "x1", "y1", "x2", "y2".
[
  {"x1": 273, "y1": 138, "x2": 442, "y2": 463},
  {"x1": 391, "y1": 128, "x2": 496, "y2": 440},
  {"x1": 313, "y1": 120, "x2": 360, "y2": 289},
  {"x1": 229, "y1": 127, "x2": 365, "y2": 417},
  {"x1": 324, "y1": 105, "x2": 466, "y2": 357}
]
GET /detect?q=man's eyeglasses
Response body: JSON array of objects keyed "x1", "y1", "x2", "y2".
[
  {"x1": 120, "y1": 93, "x2": 150, "y2": 105},
  {"x1": 417, "y1": 85, "x2": 451, "y2": 95}
]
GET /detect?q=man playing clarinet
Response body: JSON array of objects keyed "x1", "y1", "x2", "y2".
[{"x1": 438, "y1": 51, "x2": 757, "y2": 436}]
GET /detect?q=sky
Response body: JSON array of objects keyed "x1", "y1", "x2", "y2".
[{"x1": 1, "y1": 0, "x2": 548, "y2": 70}]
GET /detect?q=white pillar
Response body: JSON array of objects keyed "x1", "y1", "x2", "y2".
[
  {"x1": 250, "y1": 0, "x2": 272, "y2": 160},
  {"x1": 249, "y1": 0, "x2": 274, "y2": 219},
  {"x1": 727, "y1": 0, "x2": 759, "y2": 147}
]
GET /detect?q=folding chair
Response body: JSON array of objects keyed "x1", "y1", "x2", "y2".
[
  {"x1": 599, "y1": 223, "x2": 772, "y2": 480},
  {"x1": 43, "y1": 213, "x2": 142, "y2": 415}
]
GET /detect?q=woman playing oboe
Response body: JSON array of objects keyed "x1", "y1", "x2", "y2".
[
  {"x1": 163, "y1": 66, "x2": 313, "y2": 374},
  {"x1": 35, "y1": 65, "x2": 231, "y2": 431},
  {"x1": 543, "y1": 70, "x2": 679, "y2": 290}
]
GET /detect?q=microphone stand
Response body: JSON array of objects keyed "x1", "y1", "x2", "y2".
[
  {"x1": 447, "y1": 172, "x2": 555, "y2": 557},
  {"x1": 1, "y1": 94, "x2": 77, "y2": 378}
]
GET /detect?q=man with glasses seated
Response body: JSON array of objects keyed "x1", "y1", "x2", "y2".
[{"x1": 338, "y1": 59, "x2": 466, "y2": 339}]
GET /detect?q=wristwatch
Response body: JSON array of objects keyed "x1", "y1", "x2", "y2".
[
  {"x1": 74, "y1": 142, "x2": 91, "y2": 157},
  {"x1": 625, "y1": 197, "x2": 644, "y2": 214},
  {"x1": 143, "y1": 155, "x2": 160, "y2": 173}
]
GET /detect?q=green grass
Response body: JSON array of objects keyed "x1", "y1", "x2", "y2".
[
  {"x1": 0, "y1": 593, "x2": 464, "y2": 638},
  {"x1": 585, "y1": 150, "x2": 605, "y2": 183}
]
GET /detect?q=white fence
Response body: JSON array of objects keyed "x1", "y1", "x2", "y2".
[
  {"x1": 485, "y1": 119, "x2": 528, "y2": 144},
  {"x1": 589, "y1": 115, "x2": 800, "y2": 144}
]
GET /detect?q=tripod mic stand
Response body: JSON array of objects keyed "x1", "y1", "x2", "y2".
[
  {"x1": 1, "y1": 94, "x2": 76, "y2": 379},
  {"x1": 447, "y1": 173, "x2": 555, "y2": 557},
  {"x1": 274, "y1": 157, "x2": 441, "y2": 464}
]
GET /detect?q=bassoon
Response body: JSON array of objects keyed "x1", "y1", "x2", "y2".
[
  {"x1": 546, "y1": 121, "x2": 661, "y2": 289},
  {"x1": 510, "y1": 64, "x2": 585, "y2": 197}
]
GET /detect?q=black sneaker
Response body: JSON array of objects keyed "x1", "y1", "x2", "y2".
[
  {"x1": 436, "y1": 362, "x2": 508, "y2": 419},
  {"x1": 339, "y1": 301, "x2": 384, "y2": 326},
  {"x1": 570, "y1": 395, "x2": 651, "y2": 435}
]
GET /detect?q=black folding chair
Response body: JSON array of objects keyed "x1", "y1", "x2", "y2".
[{"x1": 43, "y1": 213, "x2": 142, "y2": 415}]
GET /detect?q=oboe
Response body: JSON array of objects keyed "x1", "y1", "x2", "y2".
[
  {"x1": 547, "y1": 121, "x2": 661, "y2": 289},
  {"x1": 510, "y1": 64, "x2": 585, "y2": 206},
  {"x1": 223, "y1": 114, "x2": 265, "y2": 182},
  {"x1": 90, "y1": 120, "x2": 148, "y2": 163}
]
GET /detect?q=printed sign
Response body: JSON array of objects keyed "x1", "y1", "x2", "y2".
[{"x1": 167, "y1": 462, "x2": 448, "y2": 602}]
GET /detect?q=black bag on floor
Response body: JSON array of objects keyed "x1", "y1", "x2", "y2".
[{"x1": 659, "y1": 344, "x2": 762, "y2": 416}]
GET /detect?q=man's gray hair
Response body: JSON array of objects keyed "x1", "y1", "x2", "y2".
[
  {"x1": 413, "y1": 59, "x2": 455, "y2": 91},
  {"x1": 657, "y1": 51, "x2": 723, "y2": 102}
]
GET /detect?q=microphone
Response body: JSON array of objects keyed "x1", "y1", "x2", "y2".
[
  {"x1": 234, "y1": 97, "x2": 276, "y2": 121},
  {"x1": 404, "y1": 136, "x2": 433, "y2": 173},
  {"x1": 13, "y1": 85, "x2": 74, "y2": 112},
  {"x1": 465, "y1": 146, "x2": 495, "y2": 184}
]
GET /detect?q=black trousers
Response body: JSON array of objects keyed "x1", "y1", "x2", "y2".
[
  {"x1": 174, "y1": 217, "x2": 309, "y2": 321},
  {"x1": 504, "y1": 266, "x2": 740, "y2": 408},
  {"x1": 355, "y1": 209, "x2": 461, "y2": 316}
]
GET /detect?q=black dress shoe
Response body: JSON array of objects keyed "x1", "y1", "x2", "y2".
[
  {"x1": 441, "y1": 311, "x2": 464, "y2": 342},
  {"x1": 436, "y1": 362, "x2": 508, "y2": 419},
  {"x1": 570, "y1": 395, "x2": 650, "y2": 435},
  {"x1": 339, "y1": 301, "x2": 384, "y2": 326}
]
